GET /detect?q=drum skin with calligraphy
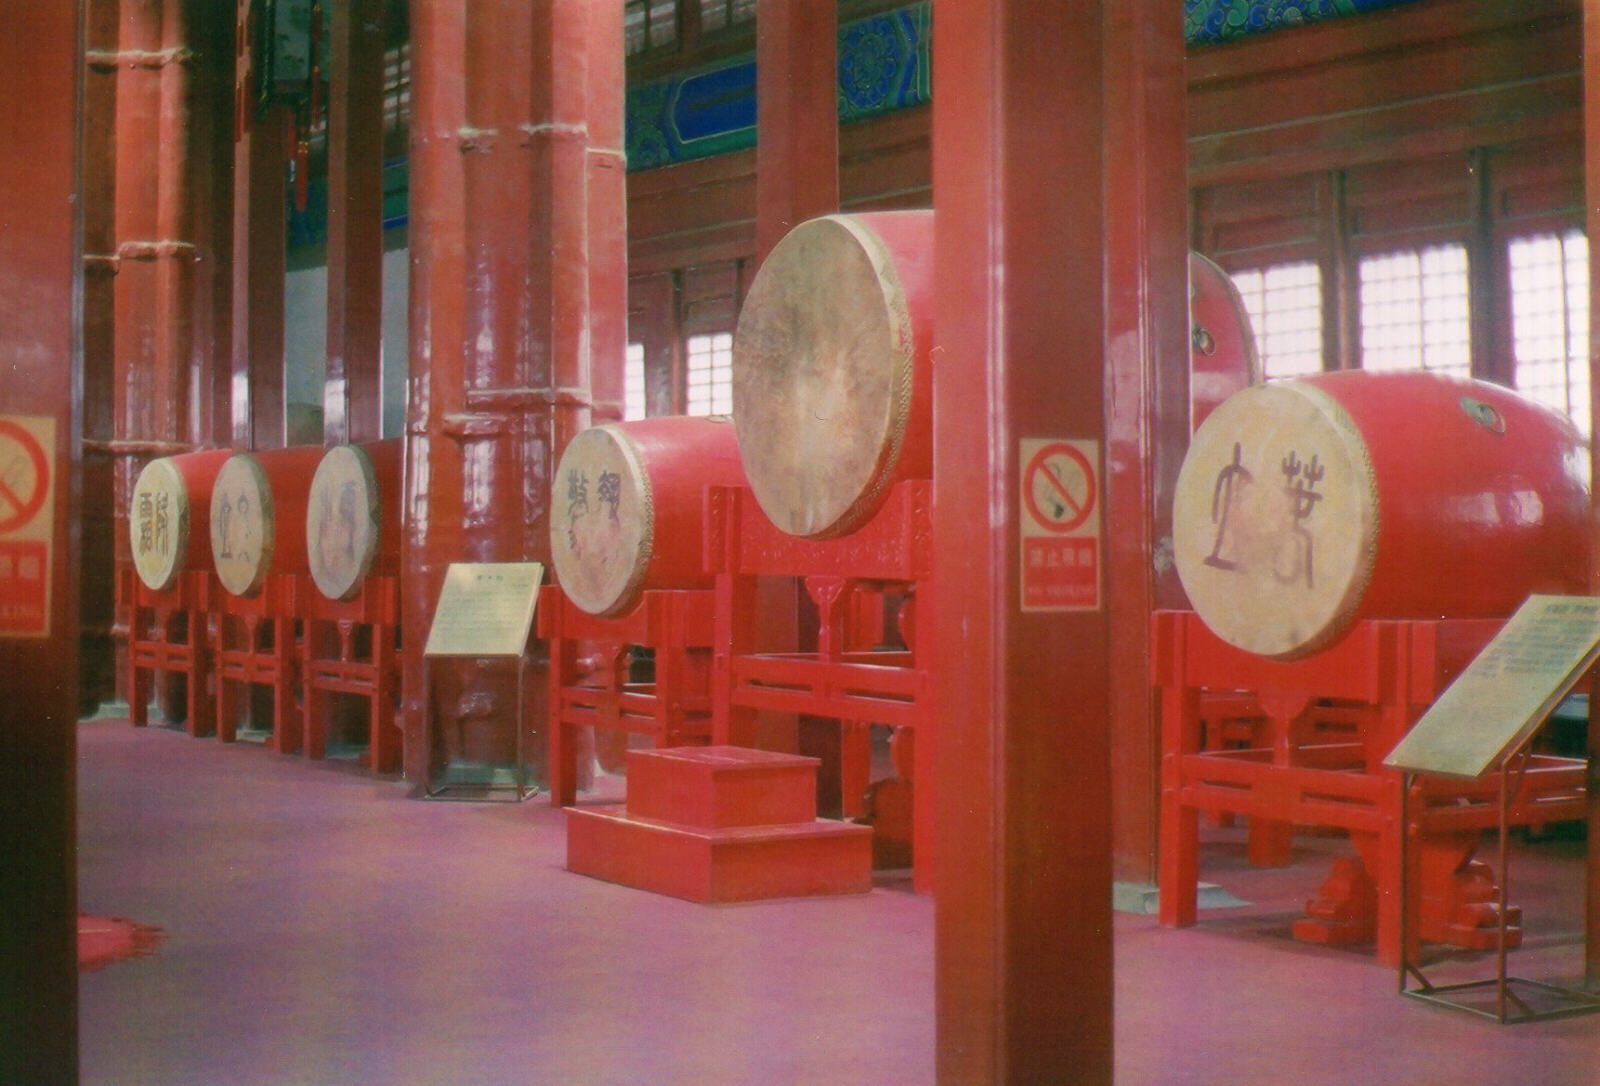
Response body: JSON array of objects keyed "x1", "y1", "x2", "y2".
[
  {"x1": 549, "y1": 416, "x2": 746, "y2": 618},
  {"x1": 734, "y1": 210, "x2": 1258, "y2": 539},
  {"x1": 208, "y1": 446, "x2": 325, "y2": 597},
  {"x1": 128, "y1": 449, "x2": 233, "y2": 592},
  {"x1": 305, "y1": 439, "x2": 401, "y2": 602},
  {"x1": 1173, "y1": 371, "x2": 1590, "y2": 659}
]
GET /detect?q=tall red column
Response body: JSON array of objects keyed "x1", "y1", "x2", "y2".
[
  {"x1": 324, "y1": 0, "x2": 386, "y2": 446},
  {"x1": 402, "y1": 0, "x2": 625, "y2": 785},
  {"x1": 1582, "y1": 0, "x2": 1600, "y2": 987},
  {"x1": 0, "y1": 4, "x2": 80, "y2": 1081},
  {"x1": 755, "y1": 0, "x2": 837, "y2": 264},
  {"x1": 1103, "y1": 0, "x2": 1191, "y2": 887},
  {"x1": 933, "y1": 3, "x2": 1112, "y2": 1083}
]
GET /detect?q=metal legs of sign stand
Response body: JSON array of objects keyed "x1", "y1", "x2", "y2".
[
  {"x1": 1399, "y1": 759, "x2": 1600, "y2": 1023},
  {"x1": 422, "y1": 654, "x2": 537, "y2": 803}
]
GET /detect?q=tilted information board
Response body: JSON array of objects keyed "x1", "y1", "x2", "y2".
[
  {"x1": 423, "y1": 562, "x2": 543, "y2": 658},
  {"x1": 1385, "y1": 595, "x2": 1600, "y2": 780}
]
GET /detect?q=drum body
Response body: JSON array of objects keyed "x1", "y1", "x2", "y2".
[
  {"x1": 1173, "y1": 371, "x2": 1589, "y2": 659},
  {"x1": 1188, "y1": 251, "x2": 1260, "y2": 430},
  {"x1": 209, "y1": 446, "x2": 326, "y2": 597},
  {"x1": 550, "y1": 416, "x2": 746, "y2": 617},
  {"x1": 306, "y1": 439, "x2": 402, "y2": 601},
  {"x1": 128, "y1": 449, "x2": 233, "y2": 592},
  {"x1": 734, "y1": 211, "x2": 1258, "y2": 539}
]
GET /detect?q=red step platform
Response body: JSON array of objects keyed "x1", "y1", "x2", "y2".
[{"x1": 566, "y1": 746, "x2": 873, "y2": 903}]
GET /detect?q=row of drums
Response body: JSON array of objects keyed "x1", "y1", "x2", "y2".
[
  {"x1": 553, "y1": 208, "x2": 1593, "y2": 660},
  {"x1": 550, "y1": 209, "x2": 1263, "y2": 617},
  {"x1": 129, "y1": 439, "x2": 399, "y2": 604}
]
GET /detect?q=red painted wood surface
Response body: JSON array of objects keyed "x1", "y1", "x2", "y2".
[
  {"x1": 932, "y1": 4, "x2": 1112, "y2": 1083},
  {"x1": 232, "y1": 39, "x2": 289, "y2": 452},
  {"x1": 755, "y1": 0, "x2": 838, "y2": 264},
  {"x1": 0, "y1": 3, "x2": 79, "y2": 1079},
  {"x1": 402, "y1": 0, "x2": 625, "y2": 786},
  {"x1": 1583, "y1": 0, "x2": 1600, "y2": 988},
  {"x1": 211, "y1": 445, "x2": 325, "y2": 596},
  {"x1": 324, "y1": 0, "x2": 386, "y2": 446},
  {"x1": 1104, "y1": 0, "x2": 1193, "y2": 888},
  {"x1": 550, "y1": 416, "x2": 745, "y2": 617}
]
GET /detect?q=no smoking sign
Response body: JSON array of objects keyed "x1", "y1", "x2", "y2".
[
  {"x1": 0, "y1": 415, "x2": 55, "y2": 638},
  {"x1": 1020, "y1": 438, "x2": 1101, "y2": 612}
]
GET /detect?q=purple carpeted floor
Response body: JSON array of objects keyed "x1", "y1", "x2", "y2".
[{"x1": 78, "y1": 720, "x2": 1599, "y2": 1084}]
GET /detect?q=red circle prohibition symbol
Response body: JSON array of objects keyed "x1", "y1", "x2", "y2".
[
  {"x1": 0, "y1": 419, "x2": 50, "y2": 534},
  {"x1": 1023, "y1": 443, "x2": 1096, "y2": 534}
]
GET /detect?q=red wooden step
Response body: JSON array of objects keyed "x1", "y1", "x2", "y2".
[
  {"x1": 566, "y1": 805, "x2": 873, "y2": 903},
  {"x1": 623, "y1": 745, "x2": 818, "y2": 828}
]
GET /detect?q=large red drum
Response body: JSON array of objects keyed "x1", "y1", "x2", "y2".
[
  {"x1": 208, "y1": 446, "x2": 326, "y2": 597},
  {"x1": 128, "y1": 449, "x2": 233, "y2": 592},
  {"x1": 305, "y1": 438, "x2": 402, "y2": 601},
  {"x1": 733, "y1": 210, "x2": 1258, "y2": 539},
  {"x1": 1173, "y1": 371, "x2": 1590, "y2": 659},
  {"x1": 549, "y1": 416, "x2": 746, "y2": 617}
]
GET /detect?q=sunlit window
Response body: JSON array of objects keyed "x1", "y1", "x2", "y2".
[
  {"x1": 1358, "y1": 244, "x2": 1471, "y2": 378},
  {"x1": 1510, "y1": 229, "x2": 1590, "y2": 438},
  {"x1": 685, "y1": 333, "x2": 732, "y2": 416},
  {"x1": 624, "y1": 342, "x2": 648, "y2": 421},
  {"x1": 1228, "y1": 261, "x2": 1323, "y2": 379},
  {"x1": 625, "y1": 0, "x2": 679, "y2": 55}
]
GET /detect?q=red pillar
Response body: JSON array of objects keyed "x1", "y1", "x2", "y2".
[
  {"x1": 1583, "y1": 0, "x2": 1600, "y2": 987},
  {"x1": 232, "y1": 0, "x2": 288, "y2": 451},
  {"x1": 0, "y1": 4, "x2": 80, "y2": 1081},
  {"x1": 402, "y1": 0, "x2": 625, "y2": 785},
  {"x1": 1103, "y1": 0, "x2": 1192, "y2": 886},
  {"x1": 933, "y1": 2, "x2": 1112, "y2": 1083},
  {"x1": 324, "y1": 0, "x2": 386, "y2": 446},
  {"x1": 755, "y1": 0, "x2": 838, "y2": 264}
]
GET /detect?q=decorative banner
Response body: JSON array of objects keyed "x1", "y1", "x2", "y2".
[
  {"x1": 0, "y1": 415, "x2": 56, "y2": 637},
  {"x1": 1019, "y1": 438, "x2": 1101, "y2": 613},
  {"x1": 424, "y1": 563, "x2": 544, "y2": 658}
]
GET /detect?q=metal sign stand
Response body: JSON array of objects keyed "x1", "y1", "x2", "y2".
[
  {"x1": 1399, "y1": 746, "x2": 1600, "y2": 1023},
  {"x1": 423, "y1": 653, "x2": 535, "y2": 803}
]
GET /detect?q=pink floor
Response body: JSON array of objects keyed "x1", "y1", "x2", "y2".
[{"x1": 78, "y1": 720, "x2": 1599, "y2": 1084}]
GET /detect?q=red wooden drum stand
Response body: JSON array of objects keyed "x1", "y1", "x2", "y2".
[
  {"x1": 706, "y1": 479, "x2": 935, "y2": 891},
  {"x1": 213, "y1": 574, "x2": 301, "y2": 753},
  {"x1": 1153, "y1": 610, "x2": 1587, "y2": 967},
  {"x1": 300, "y1": 575, "x2": 402, "y2": 773},
  {"x1": 536, "y1": 584, "x2": 717, "y2": 808},
  {"x1": 124, "y1": 568, "x2": 214, "y2": 735}
]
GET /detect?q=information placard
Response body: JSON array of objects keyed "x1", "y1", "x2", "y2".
[
  {"x1": 1384, "y1": 595, "x2": 1600, "y2": 779},
  {"x1": 423, "y1": 562, "x2": 544, "y2": 658}
]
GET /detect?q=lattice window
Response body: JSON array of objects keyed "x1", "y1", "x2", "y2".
[
  {"x1": 624, "y1": 342, "x2": 648, "y2": 421},
  {"x1": 699, "y1": 0, "x2": 756, "y2": 33},
  {"x1": 1228, "y1": 261, "x2": 1323, "y2": 380},
  {"x1": 1357, "y1": 244, "x2": 1472, "y2": 378},
  {"x1": 685, "y1": 332, "x2": 732, "y2": 416},
  {"x1": 625, "y1": 0, "x2": 679, "y2": 55},
  {"x1": 1509, "y1": 229, "x2": 1590, "y2": 438},
  {"x1": 383, "y1": 42, "x2": 410, "y2": 137}
]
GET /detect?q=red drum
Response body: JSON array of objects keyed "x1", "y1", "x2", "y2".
[
  {"x1": 305, "y1": 438, "x2": 402, "y2": 601},
  {"x1": 1188, "y1": 251, "x2": 1259, "y2": 430},
  {"x1": 549, "y1": 416, "x2": 746, "y2": 617},
  {"x1": 208, "y1": 446, "x2": 327, "y2": 597},
  {"x1": 1173, "y1": 371, "x2": 1589, "y2": 659},
  {"x1": 128, "y1": 449, "x2": 233, "y2": 592},
  {"x1": 734, "y1": 210, "x2": 1259, "y2": 538}
]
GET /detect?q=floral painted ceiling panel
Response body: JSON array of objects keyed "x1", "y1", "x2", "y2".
[{"x1": 1185, "y1": 0, "x2": 1423, "y2": 45}]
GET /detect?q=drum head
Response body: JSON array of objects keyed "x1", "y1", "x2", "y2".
[
  {"x1": 733, "y1": 215, "x2": 914, "y2": 538},
  {"x1": 129, "y1": 457, "x2": 192, "y2": 592},
  {"x1": 209, "y1": 454, "x2": 274, "y2": 597},
  {"x1": 1173, "y1": 381, "x2": 1378, "y2": 658},
  {"x1": 549, "y1": 426, "x2": 653, "y2": 617},
  {"x1": 306, "y1": 445, "x2": 382, "y2": 601}
]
